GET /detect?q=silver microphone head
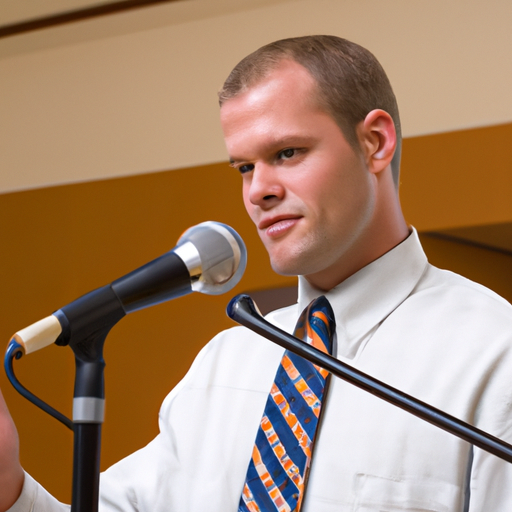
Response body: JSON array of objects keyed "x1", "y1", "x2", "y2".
[{"x1": 174, "y1": 221, "x2": 247, "y2": 295}]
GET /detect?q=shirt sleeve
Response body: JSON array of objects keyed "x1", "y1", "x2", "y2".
[{"x1": 6, "y1": 472, "x2": 69, "y2": 512}]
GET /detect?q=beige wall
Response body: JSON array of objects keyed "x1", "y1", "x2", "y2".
[
  {"x1": 1, "y1": 0, "x2": 512, "y2": 193},
  {"x1": 0, "y1": 0, "x2": 123, "y2": 24}
]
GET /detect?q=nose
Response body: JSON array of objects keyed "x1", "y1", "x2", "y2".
[{"x1": 246, "y1": 164, "x2": 285, "y2": 208}]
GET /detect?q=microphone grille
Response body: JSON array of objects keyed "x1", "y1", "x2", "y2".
[{"x1": 176, "y1": 222, "x2": 247, "y2": 295}]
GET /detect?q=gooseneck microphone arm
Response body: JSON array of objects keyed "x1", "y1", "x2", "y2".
[{"x1": 227, "y1": 294, "x2": 512, "y2": 464}]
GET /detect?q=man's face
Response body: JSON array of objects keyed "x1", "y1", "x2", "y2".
[{"x1": 220, "y1": 60, "x2": 377, "y2": 289}]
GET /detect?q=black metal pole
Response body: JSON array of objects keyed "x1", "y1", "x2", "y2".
[{"x1": 72, "y1": 424, "x2": 102, "y2": 512}]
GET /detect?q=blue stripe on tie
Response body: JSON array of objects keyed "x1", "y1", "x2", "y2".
[
  {"x1": 262, "y1": 398, "x2": 308, "y2": 472},
  {"x1": 309, "y1": 315, "x2": 331, "y2": 346},
  {"x1": 242, "y1": 460, "x2": 279, "y2": 512},
  {"x1": 286, "y1": 353, "x2": 326, "y2": 399},
  {"x1": 271, "y1": 366, "x2": 320, "y2": 444}
]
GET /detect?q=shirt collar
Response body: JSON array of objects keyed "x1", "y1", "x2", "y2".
[{"x1": 297, "y1": 228, "x2": 428, "y2": 359}]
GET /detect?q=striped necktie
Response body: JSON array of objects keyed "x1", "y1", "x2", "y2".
[{"x1": 239, "y1": 296, "x2": 335, "y2": 512}]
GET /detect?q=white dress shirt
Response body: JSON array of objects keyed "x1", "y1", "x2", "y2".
[{"x1": 11, "y1": 229, "x2": 512, "y2": 511}]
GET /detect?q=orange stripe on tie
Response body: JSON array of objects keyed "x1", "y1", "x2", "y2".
[{"x1": 281, "y1": 355, "x2": 323, "y2": 417}]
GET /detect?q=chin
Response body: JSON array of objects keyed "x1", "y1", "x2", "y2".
[
  {"x1": 269, "y1": 255, "x2": 315, "y2": 278},
  {"x1": 266, "y1": 237, "x2": 328, "y2": 277},
  {"x1": 268, "y1": 255, "x2": 295, "y2": 276}
]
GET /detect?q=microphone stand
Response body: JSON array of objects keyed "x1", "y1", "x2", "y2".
[
  {"x1": 70, "y1": 339, "x2": 106, "y2": 512},
  {"x1": 227, "y1": 294, "x2": 512, "y2": 464},
  {"x1": 55, "y1": 286, "x2": 126, "y2": 512}
]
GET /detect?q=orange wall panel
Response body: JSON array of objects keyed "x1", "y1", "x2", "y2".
[{"x1": 401, "y1": 123, "x2": 512, "y2": 231}]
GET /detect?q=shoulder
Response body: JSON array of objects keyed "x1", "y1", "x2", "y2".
[
  {"x1": 413, "y1": 263, "x2": 512, "y2": 315},
  {"x1": 388, "y1": 263, "x2": 512, "y2": 356}
]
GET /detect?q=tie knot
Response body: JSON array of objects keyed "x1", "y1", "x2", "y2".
[{"x1": 294, "y1": 296, "x2": 335, "y2": 354}]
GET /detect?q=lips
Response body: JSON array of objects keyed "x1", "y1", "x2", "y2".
[{"x1": 259, "y1": 215, "x2": 302, "y2": 239}]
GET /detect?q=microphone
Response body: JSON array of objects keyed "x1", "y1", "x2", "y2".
[
  {"x1": 12, "y1": 221, "x2": 247, "y2": 354},
  {"x1": 227, "y1": 293, "x2": 512, "y2": 464}
]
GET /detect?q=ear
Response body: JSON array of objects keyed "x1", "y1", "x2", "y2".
[{"x1": 358, "y1": 109, "x2": 397, "y2": 175}]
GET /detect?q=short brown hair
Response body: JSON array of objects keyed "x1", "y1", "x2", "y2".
[{"x1": 219, "y1": 35, "x2": 402, "y2": 186}]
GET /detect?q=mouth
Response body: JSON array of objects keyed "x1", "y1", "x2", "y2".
[{"x1": 258, "y1": 215, "x2": 302, "y2": 239}]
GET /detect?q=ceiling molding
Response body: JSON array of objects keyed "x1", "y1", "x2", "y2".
[{"x1": 0, "y1": 0, "x2": 181, "y2": 39}]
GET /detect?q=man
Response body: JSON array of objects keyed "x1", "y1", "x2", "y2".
[{"x1": 2, "y1": 35, "x2": 512, "y2": 511}]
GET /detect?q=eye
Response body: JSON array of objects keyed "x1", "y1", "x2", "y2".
[
  {"x1": 278, "y1": 148, "x2": 296, "y2": 160},
  {"x1": 238, "y1": 163, "x2": 255, "y2": 174}
]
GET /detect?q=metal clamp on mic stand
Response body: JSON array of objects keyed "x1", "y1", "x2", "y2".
[{"x1": 227, "y1": 293, "x2": 512, "y2": 464}]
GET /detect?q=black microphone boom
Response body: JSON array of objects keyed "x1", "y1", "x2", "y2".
[
  {"x1": 227, "y1": 293, "x2": 512, "y2": 464},
  {"x1": 13, "y1": 221, "x2": 247, "y2": 354}
]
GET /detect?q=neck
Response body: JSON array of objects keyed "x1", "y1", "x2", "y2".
[{"x1": 305, "y1": 173, "x2": 409, "y2": 291}]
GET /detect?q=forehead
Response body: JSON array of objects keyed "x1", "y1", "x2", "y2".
[
  {"x1": 220, "y1": 61, "x2": 321, "y2": 128},
  {"x1": 231, "y1": 59, "x2": 321, "y2": 102},
  {"x1": 221, "y1": 66, "x2": 308, "y2": 153},
  {"x1": 220, "y1": 62, "x2": 347, "y2": 164}
]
